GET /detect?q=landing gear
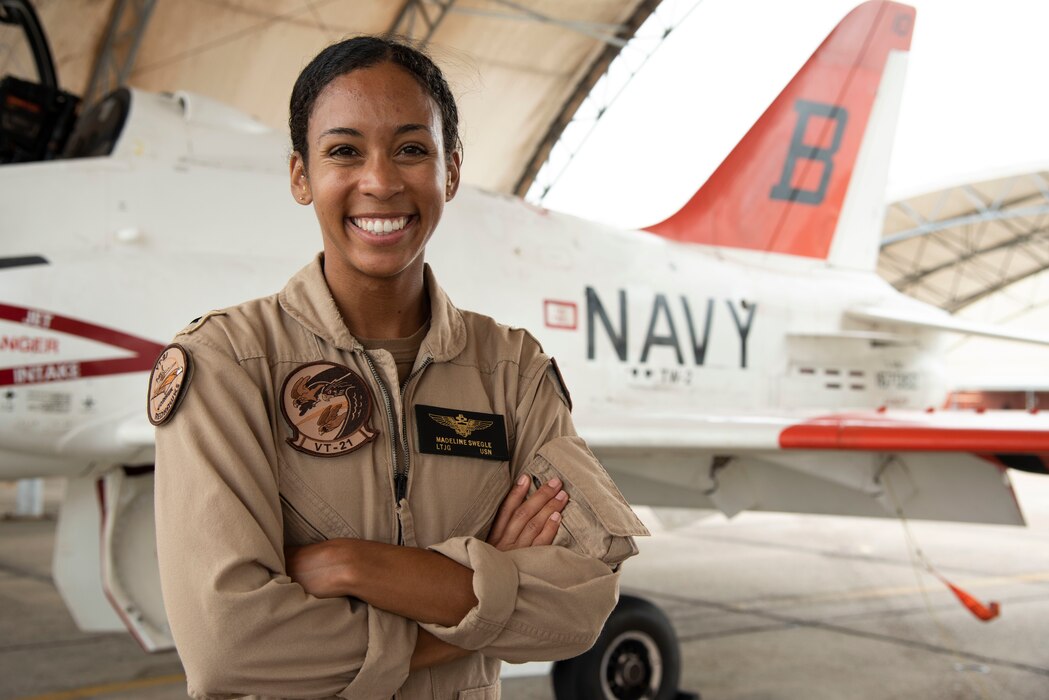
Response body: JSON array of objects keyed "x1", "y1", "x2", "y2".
[{"x1": 553, "y1": 595, "x2": 696, "y2": 700}]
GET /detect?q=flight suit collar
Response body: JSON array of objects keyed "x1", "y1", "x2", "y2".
[{"x1": 279, "y1": 253, "x2": 467, "y2": 362}]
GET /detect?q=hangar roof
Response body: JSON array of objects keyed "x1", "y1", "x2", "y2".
[
  {"x1": 8, "y1": 2, "x2": 1044, "y2": 318},
  {"x1": 880, "y1": 166, "x2": 1049, "y2": 313},
  {"x1": 0, "y1": 0, "x2": 657, "y2": 194}
]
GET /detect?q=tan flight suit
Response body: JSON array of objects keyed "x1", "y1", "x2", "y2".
[{"x1": 154, "y1": 255, "x2": 648, "y2": 700}]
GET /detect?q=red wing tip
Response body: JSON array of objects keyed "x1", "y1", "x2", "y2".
[{"x1": 780, "y1": 413, "x2": 1049, "y2": 453}]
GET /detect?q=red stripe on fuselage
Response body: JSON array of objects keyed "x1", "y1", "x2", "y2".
[{"x1": 0, "y1": 304, "x2": 164, "y2": 386}]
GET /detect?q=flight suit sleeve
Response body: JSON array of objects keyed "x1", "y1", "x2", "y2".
[
  {"x1": 154, "y1": 337, "x2": 415, "y2": 699},
  {"x1": 421, "y1": 358, "x2": 649, "y2": 662}
]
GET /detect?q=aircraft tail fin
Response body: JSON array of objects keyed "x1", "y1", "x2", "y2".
[{"x1": 645, "y1": 1, "x2": 915, "y2": 271}]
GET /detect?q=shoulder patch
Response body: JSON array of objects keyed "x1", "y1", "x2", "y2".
[
  {"x1": 178, "y1": 310, "x2": 228, "y2": 336},
  {"x1": 147, "y1": 344, "x2": 192, "y2": 426}
]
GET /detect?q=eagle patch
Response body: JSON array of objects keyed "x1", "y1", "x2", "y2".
[
  {"x1": 415, "y1": 404, "x2": 509, "y2": 461},
  {"x1": 280, "y1": 362, "x2": 378, "y2": 457},
  {"x1": 147, "y1": 344, "x2": 191, "y2": 426}
]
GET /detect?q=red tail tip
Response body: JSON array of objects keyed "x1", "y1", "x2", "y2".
[{"x1": 645, "y1": 1, "x2": 915, "y2": 262}]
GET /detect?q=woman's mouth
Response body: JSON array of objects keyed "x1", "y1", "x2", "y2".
[{"x1": 350, "y1": 216, "x2": 411, "y2": 236}]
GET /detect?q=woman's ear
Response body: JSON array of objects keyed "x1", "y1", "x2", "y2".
[
  {"x1": 289, "y1": 152, "x2": 312, "y2": 205},
  {"x1": 445, "y1": 150, "x2": 462, "y2": 202}
]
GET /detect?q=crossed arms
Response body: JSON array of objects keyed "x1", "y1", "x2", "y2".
[{"x1": 284, "y1": 473, "x2": 570, "y2": 670}]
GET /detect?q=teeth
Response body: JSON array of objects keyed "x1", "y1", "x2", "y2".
[{"x1": 351, "y1": 216, "x2": 409, "y2": 235}]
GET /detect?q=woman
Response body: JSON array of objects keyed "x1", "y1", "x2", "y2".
[{"x1": 152, "y1": 36, "x2": 647, "y2": 700}]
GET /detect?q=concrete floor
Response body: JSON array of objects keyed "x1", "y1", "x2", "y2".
[{"x1": 2, "y1": 473, "x2": 1048, "y2": 700}]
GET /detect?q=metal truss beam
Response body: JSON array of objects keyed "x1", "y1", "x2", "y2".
[
  {"x1": 82, "y1": 0, "x2": 157, "y2": 108},
  {"x1": 893, "y1": 225, "x2": 1049, "y2": 290},
  {"x1": 486, "y1": 0, "x2": 628, "y2": 47},
  {"x1": 389, "y1": 0, "x2": 458, "y2": 45},
  {"x1": 451, "y1": 4, "x2": 625, "y2": 36},
  {"x1": 881, "y1": 202, "x2": 1049, "y2": 247},
  {"x1": 390, "y1": 0, "x2": 630, "y2": 48},
  {"x1": 942, "y1": 260, "x2": 1049, "y2": 313}
]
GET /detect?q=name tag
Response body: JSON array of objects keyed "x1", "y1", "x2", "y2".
[{"x1": 415, "y1": 404, "x2": 509, "y2": 461}]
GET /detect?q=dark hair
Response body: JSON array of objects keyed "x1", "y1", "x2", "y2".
[{"x1": 289, "y1": 35, "x2": 460, "y2": 165}]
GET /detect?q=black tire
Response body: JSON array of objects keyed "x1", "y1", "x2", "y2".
[{"x1": 553, "y1": 595, "x2": 681, "y2": 700}]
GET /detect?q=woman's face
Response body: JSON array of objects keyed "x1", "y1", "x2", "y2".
[{"x1": 291, "y1": 62, "x2": 460, "y2": 282}]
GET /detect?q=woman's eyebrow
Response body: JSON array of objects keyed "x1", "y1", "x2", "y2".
[
  {"x1": 395, "y1": 124, "x2": 430, "y2": 135},
  {"x1": 319, "y1": 127, "x2": 363, "y2": 139},
  {"x1": 318, "y1": 124, "x2": 431, "y2": 140}
]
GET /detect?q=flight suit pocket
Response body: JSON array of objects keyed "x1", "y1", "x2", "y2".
[
  {"x1": 279, "y1": 494, "x2": 326, "y2": 546},
  {"x1": 457, "y1": 682, "x2": 500, "y2": 699},
  {"x1": 529, "y1": 436, "x2": 650, "y2": 566},
  {"x1": 277, "y1": 457, "x2": 361, "y2": 541},
  {"x1": 443, "y1": 459, "x2": 512, "y2": 541}
]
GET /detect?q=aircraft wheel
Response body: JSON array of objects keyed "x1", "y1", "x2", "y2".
[{"x1": 552, "y1": 595, "x2": 681, "y2": 700}]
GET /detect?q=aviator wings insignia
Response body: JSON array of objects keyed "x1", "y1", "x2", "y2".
[{"x1": 430, "y1": 413, "x2": 493, "y2": 438}]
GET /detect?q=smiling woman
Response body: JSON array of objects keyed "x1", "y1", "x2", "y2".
[
  {"x1": 291, "y1": 61, "x2": 459, "y2": 336},
  {"x1": 150, "y1": 34, "x2": 647, "y2": 700}
]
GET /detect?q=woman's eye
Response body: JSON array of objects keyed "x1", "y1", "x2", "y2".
[
  {"x1": 400, "y1": 144, "x2": 428, "y2": 156},
  {"x1": 330, "y1": 145, "x2": 358, "y2": 157}
]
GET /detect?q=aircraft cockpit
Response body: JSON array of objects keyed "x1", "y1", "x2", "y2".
[
  {"x1": 1, "y1": 0, "x2": 279, "y2": 172},
  {"x1": 0, "y1": 0, "x2": 80, "y2": 163},
  {"x1": 0, "y1": 0, "x2": 132, "y2": 165}
]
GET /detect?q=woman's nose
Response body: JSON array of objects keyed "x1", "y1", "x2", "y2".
[{"x1": 358, "y1": 155, "x2": 404, "y2": 199}]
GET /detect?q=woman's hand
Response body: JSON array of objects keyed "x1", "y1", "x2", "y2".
[
  {"x1": 284, "y1": 539, "x2": 354, "y2": 598},
  {"x1": 486, "y1": 474, "x2": 569, "y2": 551}
]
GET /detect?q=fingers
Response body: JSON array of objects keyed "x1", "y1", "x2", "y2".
[
  {"x1": 487, "y1": 474, "x2": 530, "y2": 544},
  {"x1": 500, "y1": 476, "x2": 562, "y2": 545},
  {"x1": 494, "y1": 477, "x2": 569, "y2": 550},
  {"x1": 524, "y1": 489, "x2": 568, "y2": 547}
]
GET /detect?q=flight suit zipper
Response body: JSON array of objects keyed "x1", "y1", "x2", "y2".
[
  {"x1": 397, "y1": 356, "x2": 433, "y2": 502},
  {"x1": 360, "y1": 351, "x2": 433, "y2": 544},
  {"x1": 360, "y1": 350, "x2": 401, "y2": 530}
]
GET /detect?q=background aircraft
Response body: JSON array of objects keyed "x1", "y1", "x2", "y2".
[{"x1": 2, "y1": 1, "x2": 1048, "y2": 697}]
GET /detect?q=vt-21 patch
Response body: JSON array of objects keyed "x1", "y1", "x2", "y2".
[
  {"x1": 415, "y1": 404, "x2": 509, "y2": 461},
  {"x1": 280, "y1": 361, "x2": 378, "y2": 457}
]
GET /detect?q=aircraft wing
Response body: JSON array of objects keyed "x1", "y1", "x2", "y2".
[
  {"x1": 582, "y1": 409, "x2": 1049, "y2": 526},
  {"x1": 847, "y1": 306, "x2": 1049, "y2": 346},
  {"x1": 585, "y1": 408, "x2": 1049, "y2": 453},
  {"x1": 101, "y1": 407, "x2": 1049, "y2": 529}
]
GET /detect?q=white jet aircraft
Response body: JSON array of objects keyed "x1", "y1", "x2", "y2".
[{"x1": 2, "y1": 0, "x2": 1048, "y2": 697}]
